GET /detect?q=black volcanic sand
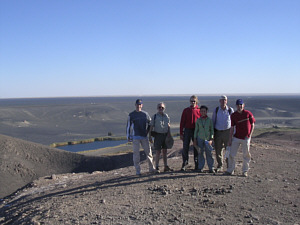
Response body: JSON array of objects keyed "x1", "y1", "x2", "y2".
[{"x1": 0, "y1": 131, "x2": 299, "y2": 224}]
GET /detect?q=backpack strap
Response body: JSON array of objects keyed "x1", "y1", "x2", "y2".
[
  {"x1": 215, "y1": 106, "x2": 232, "y2": 123},
  {"x1": 153, "y1": 114, "x2": 157, "y2": 128}
]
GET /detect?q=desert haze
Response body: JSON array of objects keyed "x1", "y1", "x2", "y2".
[{"x1": 0, "y1": 95, "x2": 299, "y2": 145}]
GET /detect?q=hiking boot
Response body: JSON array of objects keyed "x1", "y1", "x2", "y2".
[
  {"x1": 156, "y1": 166, "x2": 160, "y2": 173},
  {"x1": 194, "y1": 164, "x2": 198, "y2": 171},
  {"x1": 215, "y1": 167, "x2": 223, "y2": 173},
  {"x1": 164, "y1": 166, "x2": 173, "y2": 172},
  {"x1": 154, "y1": 169, "x2": 160, "y2": 174},
  {"x1": 223, "y1": 171, "x2": 232, "y2": 176},
  {"x1": 150, "y1": 168, "x2": 160, "y2": 174},
  {"x1": 181, "y1": 162, "x2": 188, "y2": 171},
  {"x1": 242, "y1": 171, "x2": 248, "y2": 177},
  {"x1": 209, "y1": 169, "x2": 215, "y2": 174}
]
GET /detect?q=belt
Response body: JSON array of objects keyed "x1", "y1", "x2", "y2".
[
  {"x1": 156, "y1": 132, "x2": 168, "y2": 135},
  {"x1": 215, "y1": 129, "x2": 230, "y2": 132}
]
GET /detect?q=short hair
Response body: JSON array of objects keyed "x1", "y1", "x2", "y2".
[
  {"x1": 200, "y1": 105, "x2": 208, "y2": 111},
  {"x1": 157, "y1": 102, "x2": 166, "y2": 108},
  {"x1": 190, "y1": 95, "x2": 198, "y2": 104}
]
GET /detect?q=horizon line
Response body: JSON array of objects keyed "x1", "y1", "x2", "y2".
[{"x1": 1, "y1": 92, "x2": 300, "y2": 100}]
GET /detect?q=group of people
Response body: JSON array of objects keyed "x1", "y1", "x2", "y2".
[{"x1": 126, "y1": 95, "x2": 255, "y2": 177}]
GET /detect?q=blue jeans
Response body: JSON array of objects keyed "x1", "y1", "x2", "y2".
[{"x1": 197, "y1": 138, "x2": 214, "y2": 170}]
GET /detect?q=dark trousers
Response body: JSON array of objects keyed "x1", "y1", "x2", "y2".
[{"x1": 182, "y1": 128, "x2": 198, "y2": 167}]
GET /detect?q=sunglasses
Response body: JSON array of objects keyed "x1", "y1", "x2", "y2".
[
  {"x1": 190, "y1": 101, "x2": 196, "y2": 103},
  {"x1": 158, "y1": 106, "x2": 165, "y2": 109}
]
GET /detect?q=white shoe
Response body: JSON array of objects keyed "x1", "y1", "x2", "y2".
[{"x1": 242, "y1": 171, "x2": 248, "y2": 177}]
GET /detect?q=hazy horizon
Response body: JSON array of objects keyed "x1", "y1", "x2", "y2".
[{"x1": 1, "y1": 93, "x2": 300, "y2": 100}]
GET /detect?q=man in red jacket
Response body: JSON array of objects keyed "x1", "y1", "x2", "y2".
[{"x1": 180, "y1": 95, "x2": 201, "y2": 171}]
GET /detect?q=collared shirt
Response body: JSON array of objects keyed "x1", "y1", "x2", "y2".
[
  {"x1": 212, "y1": 106, "x2": 234, "y2": 131},
  {"x1": 150, "y1": 113, "x2": 170, "y2": 134}
]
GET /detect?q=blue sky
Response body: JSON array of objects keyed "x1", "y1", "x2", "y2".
[{"x1": 1, "y1": 0, "x2": 300, "y2": 98}]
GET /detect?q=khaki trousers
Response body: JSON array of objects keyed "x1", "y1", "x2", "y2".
[
  {"x1": 227, "y1": 137, "x2": 251, "y2": 174},
  {"x1": 132, "y1": 138, "x2": 155, "y2": 174},
  {"x1": 214, "y1": 129, "x2": 230, "y2": 168}
]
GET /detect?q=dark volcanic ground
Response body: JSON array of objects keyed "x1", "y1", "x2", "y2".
[{"x1": 0, "y1": 130, "x2": 299, "y2": 224}]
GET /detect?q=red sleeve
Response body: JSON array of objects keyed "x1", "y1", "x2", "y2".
[
  {"x1": 180, "y1": 108, "x2": 187, "y2": 135},
  {"x1": 249, "y1": 111, "x2": 256, "y2": 124},
  {"x1": 230, "y1": 113, "x2": 236, "y2": 127}
]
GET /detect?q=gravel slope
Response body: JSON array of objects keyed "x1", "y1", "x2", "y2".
[{"x1": 0, "y1": 131, "x2": 299, "y2": 224}]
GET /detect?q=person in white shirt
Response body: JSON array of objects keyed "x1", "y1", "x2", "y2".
[{"x1": 212, "y1": 95, "x2": 234, "y2": 172}]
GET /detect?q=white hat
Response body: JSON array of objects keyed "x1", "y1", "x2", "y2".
[{"x1": 220, "y1": 95, "x2": 227, "y2": 100}]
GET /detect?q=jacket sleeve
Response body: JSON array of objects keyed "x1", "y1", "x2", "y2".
[
  {"x1": 180, "y1": 109, "x2": 186, "y2": 136},
  {"x1": 194, "y1": 119, "x2": 199, "y2": 139},
  {"x1": 126, "y1": 115, "x2": 132, "y2": 139}
]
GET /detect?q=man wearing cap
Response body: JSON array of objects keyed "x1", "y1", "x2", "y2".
[
  {"x1": 126, "y1": 99, "x2": 157, "y2": 175},
  {"x1": 212, "y1": 95, "x2": 234, "y2": 172},
  {"x1": 225, "y1": 99, "x2": 255, "y2": 177},
  {"x1": 180, "y1": 95, "x2": 201, "y2": 171}
]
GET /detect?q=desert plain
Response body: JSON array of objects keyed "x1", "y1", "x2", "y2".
[
  {"x1": 1, "y1": 95, "x2": 300, "y2": 145},
  {"x1": 0, "y1": 95, "x2": 299, "y2": 224}
]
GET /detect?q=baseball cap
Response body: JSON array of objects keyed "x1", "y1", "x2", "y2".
[
  {"x1": 236, "y1": 99, "x2": 244, "y2": 105},
  {"x1": 220, "y1": 95, "x2": 227, "y2": 100},
  {"x1": 136, "y1": 99, "x2": 143, "y2": 105}
]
